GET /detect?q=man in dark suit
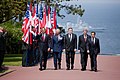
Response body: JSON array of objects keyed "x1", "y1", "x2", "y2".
[
  {"x1": 51, "y1": 29, "x2": 64, "y2": 70},
  {"x1": 0, "y1": 27, "x2": 7, "y2": 71},
  {"x1": 89, "y1": 31, "x2": 100, "y2": 72},
  {"x1": 36, "y1": 28, "x2": 51, "y2": 71},
  {"x1": 63, "y1": 27, "x2": 77, "y2": 70},
  {"x1": 78, "y1": 27, "x2": 91, "y2": 71}
]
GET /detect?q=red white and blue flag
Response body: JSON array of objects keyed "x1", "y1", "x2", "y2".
[
  {"x1": 38, "y1": 3, "x2": 43, "y2": 34},
  {"x1": 22, "y1": 2, "x2": 32, "y2": 44},
  {"x1": 22, "y1": 2, "x2": 57, "y2": 44}
]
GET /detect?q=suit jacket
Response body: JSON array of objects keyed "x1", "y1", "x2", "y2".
[
  {"x1": 36, "y1": 33, "x2": 51, "y2": 51},
  {"x1": 64, "y1": 33, "x2": 77, "y2": 52},
  {"x1": 78, "y1": 34, "x2": 91, "y2": 53},
  {"x1": 0, "y1": 32, "x2": 6, "y2": 51},
  {"x1": 88, "y1": 37, "x2": 100, "y2": 54},
  {"x1": 51, "y1": 35, "x2": 64, "y2": 52}
]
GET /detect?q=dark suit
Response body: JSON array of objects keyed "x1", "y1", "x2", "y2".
[
  {"x1": 88, "y1": 37, "x2": 100, "y2": 70},
  {"x1": 78, "y1": 34, "x2": 91, "y2": 70},
  {"x1": 36, "y1": 33, "x2": 51, "y2": 70},
  {"x1": 51, "y1": 35, "x2": 64, "y2": 69},
  {"x1": 64, "y1": 33, "x2": 77, "y2": 69},
  {"x1": 0, "y1": 31, "x2": 6, "y2": 69}
]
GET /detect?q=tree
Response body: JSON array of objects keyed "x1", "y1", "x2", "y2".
[
  {"x1": 0, "y1": 0, "x2": 27, "y2": 23},
  {"x1": 0, "y1": 0, "x2": 85, "y2": 24}
]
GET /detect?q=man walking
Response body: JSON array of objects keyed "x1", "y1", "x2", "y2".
[
  {"x1": 89, "y1": 31, "x2": 100, "y2": 72},
  {"x1": 51, "y1": 29, "x2": 64, "y2": 70},
  {"x1": 78, "y1": 27, "x2": 91, "y2": 71},
  {"x1": 63, "y1": 27, "x2": 77, "y2": 70},
  {"x1": 36, "y1": 28, "x2": 51, "y2": 71}
]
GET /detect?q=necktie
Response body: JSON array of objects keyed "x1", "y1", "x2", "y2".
[
  {"x1": 56, "y1": 35, "x2": 58, "y2": 40},
  {"x1": 92, "y1": 38, "x2": 95, "y2": 44},
  {"x1": 42, "y1": 34, "x2": 45, "y2": 41},
  {"x1": 70, "y1": 34, "x2": 72, "y2": 41},
  {"x1": 84, "y1": 36, "x2": 87, "y2": 42}
]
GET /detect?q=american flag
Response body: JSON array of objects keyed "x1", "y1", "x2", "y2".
[
  {"x1": 38, "y1": 3, "x2": 43, "y2": 34},
  {"x1": 43, "y1": 5, "x2": 47, "y2": 29},
  {"x1": 45, "y1": 6, "x2": 52, "y2": 35},
  {"x1": 51, "y1": 7, "x2": 57, "y2": 34},
  {"x1": 22, "y1": 2, "x2": 58, "y2": 43},
  {"x1": 22, "y1": 2, "x2": 32, "y2": 44},
  {"x1": 32, "y1": 2, "x2": 39, "y2": 36}
]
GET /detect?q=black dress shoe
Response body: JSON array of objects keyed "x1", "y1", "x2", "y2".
[
  {"x1": 81, "y1": 68, "x2": 86, "y2": 71},
  {"x1": 39, "y1": 68, "x2": 42, "y2": 71},
  {"x1": 94, "y1": 69, "x2": 98, "y2": 72},
  {"x1": 66, "y1": 68, "x2": 70, "y2": 70},
  {"x1": 90, "y1": 69, "x2": 94, "y2": 71},
  {"x1": 54, "y1": 67, "x2": 57, "y2": 70}
]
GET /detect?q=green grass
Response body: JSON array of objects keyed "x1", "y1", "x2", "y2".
[{"x1": 3, "y1": 54, "x2": 22, "y2": 66}]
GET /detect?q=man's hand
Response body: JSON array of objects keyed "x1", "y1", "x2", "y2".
[
  {"x1": 51, "y1": 49, "x2": 53, "y2": 53},
  {"x1": 74, "y1": 49, "x2": 77, "y2": 52},
  {"x1": 78, "y1": 50, "x2": 80, "y2": 53},
  {"x1": 87, "y1": 50, "x2": 90, "y2": 53},
  {"x1": 48, "y1": 48, "x2": 51, "y2": 52},
  {"x1": 63, "y1": 49, "x2": 65, "y2": 52}
]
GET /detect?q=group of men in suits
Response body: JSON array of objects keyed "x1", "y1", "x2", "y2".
[
  {"x1": 78, "y1": 28, "x2": 100, "y2": 72},
  {"x1": 35, "y1": 27, "x2": 100, "y2": 72}
]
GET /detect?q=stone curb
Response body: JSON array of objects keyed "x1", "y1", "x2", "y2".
[{"x1": 0, "y1": 69, "x2": 15, "y2": 77}]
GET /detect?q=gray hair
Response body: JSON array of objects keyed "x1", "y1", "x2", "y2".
[{"x1": 83, "y1": 27, "x2": 89, "y2": 32}]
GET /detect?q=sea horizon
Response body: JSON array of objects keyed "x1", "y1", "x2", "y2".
[{"x1": 57, "y1": 0, "x2": 120, "y2": 54}]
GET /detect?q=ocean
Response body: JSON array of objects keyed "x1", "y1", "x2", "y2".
[{"x1": 57, "y1": 1, "x2": 120, "y2": 54}]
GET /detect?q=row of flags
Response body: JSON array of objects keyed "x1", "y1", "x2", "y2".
[{"x1": 22, "y1": 1, "x2": 57, "y2": 44}]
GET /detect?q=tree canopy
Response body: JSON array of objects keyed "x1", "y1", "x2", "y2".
[{"x1": 0, "y1": 0, "x2": 85, "y2": 24}]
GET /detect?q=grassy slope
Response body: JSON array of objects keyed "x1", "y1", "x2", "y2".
[{"x1": 3, "y1": 54, "x2": 22, "y2": 66}]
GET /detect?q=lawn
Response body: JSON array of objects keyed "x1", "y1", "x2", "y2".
[{"x1": 3, "y1": 54, "x2": 22, "y2": 66}]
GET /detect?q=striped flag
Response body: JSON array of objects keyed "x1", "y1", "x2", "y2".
[
  {"x1": 43, "y1": 5, "x2": 47, "y2": 28},
  {"x1": 22, "y1": 2, "x2": 32, "y2": 44},
  {"x1": 45, "y1": 6, "x2": 52, "y2": 35},
  {"x1": 22, "y1": 2, "x2": 58, "y2": 42},
  {"x1": 51, "y1": 7, "x2": 57, "y2": 34},
  {"x1": 32, "y1": 2, "x2": 39, "y2": 36},
  {"x1": 38, "y1": 2, "x2": 43, "y2": 34}
]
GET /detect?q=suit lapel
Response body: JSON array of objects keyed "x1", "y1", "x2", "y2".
[
  {"x1": 66, "y1": 34, "x2": 70, "y2": 42},
  {"x1": 82, "y1": 35, "x2": 85, "y2": 43}
]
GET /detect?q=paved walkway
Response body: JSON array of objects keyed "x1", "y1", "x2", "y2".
[{"x1": 0, "y1": 54, "x2": 120, "y2": 80}]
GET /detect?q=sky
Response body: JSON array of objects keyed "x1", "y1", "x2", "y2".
[
  {"x1": 73, "y1": 0, "x2": 120, "y2": 3},
  {"x1": 61, "y1": 0, "x2": 120, "y2": 4}
]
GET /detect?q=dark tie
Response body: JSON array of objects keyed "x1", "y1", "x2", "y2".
[
  {"x1": 70, "y1": 34, "x2": 72, "y2": 41},
  {"x1": 92, "y1": 38, "x2": 95, "y2": 44},
  {"x1": 56, "y1": 35, "x2": 58, "y2": 40}
]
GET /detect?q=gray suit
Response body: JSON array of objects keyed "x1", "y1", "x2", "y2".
[{"x1": 78, "y1": 34, "x2": 91, "y2": 70}]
